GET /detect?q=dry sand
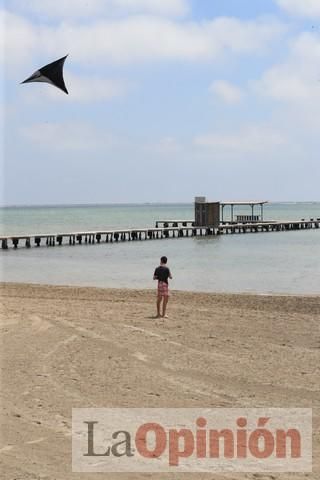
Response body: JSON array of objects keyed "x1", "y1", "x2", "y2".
[{"x1": 0, "y1": 282, "x2": 319, "y2": 480}]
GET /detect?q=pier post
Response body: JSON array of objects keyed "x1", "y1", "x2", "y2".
[{"x1": 3, "y1": 213, "x2": 319, "y2": 252}]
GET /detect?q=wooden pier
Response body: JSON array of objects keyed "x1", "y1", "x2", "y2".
[
  {"x1": 155, "y1": 220, "x2": 194, "y2": 228},
  {"x1": 0, "y1": 219, "x2": 319, "y2": 250}
]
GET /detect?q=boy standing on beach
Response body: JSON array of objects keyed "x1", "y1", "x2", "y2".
[{"x1": 153, "y1": 256, "x2": 172, "y2": 318}]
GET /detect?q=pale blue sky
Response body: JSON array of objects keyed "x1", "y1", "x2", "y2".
[{"x1": 1, "y1": 0, "x2": 320, "y2": 205}]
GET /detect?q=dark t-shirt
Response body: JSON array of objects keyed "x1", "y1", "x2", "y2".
[{"x1": 154, "y1": 266, "x2": 171, "y2": 284}]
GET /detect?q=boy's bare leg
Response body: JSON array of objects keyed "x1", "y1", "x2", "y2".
[
  {"x1": 162, "y1": 296, "x2": 169, "y2": 317},
  {"x1": 156, "y1": 296, "x2": 162, "y2": 317}
]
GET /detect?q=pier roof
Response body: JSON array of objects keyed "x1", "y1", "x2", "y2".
[{"x1": 220, "y1": 201, "x2": 268, "y2": 206}]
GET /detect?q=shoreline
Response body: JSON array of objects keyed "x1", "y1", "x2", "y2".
[{"x1": 1, "y1": 281, "x2": 319, "y2": 298}]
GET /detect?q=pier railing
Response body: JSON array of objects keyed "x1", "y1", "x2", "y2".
[{"x1": 0, "y1": 218, "x2": 319, "y2": 250}]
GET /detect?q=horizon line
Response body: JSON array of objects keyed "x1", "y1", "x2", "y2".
[{"x1": 1, "y1": 200, "x2": 320, "y2": 209}]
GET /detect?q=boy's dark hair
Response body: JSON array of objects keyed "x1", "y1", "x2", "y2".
[{"x1": 160, "y1": 256, "x2": 168, "y2": 264}]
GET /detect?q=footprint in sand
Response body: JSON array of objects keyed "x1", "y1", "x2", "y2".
[
  {"x1": 0, "y1": 445, "x2": 14, "y2": 452},
  {"x1": 132, "y1": 352, "x2": 148, "y2": 362},
  {"x1": 30, "y1": 315, "x2": 53, "y2": 333},
  {"x1": 26, "y1": 437, "x2": 46, "y2": 445},
  {"x1": 0, "y1": 317, "x2": 19, "y2": 328}
]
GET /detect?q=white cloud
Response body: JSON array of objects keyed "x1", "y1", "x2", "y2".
[
  {"x1": 143, "y1": 136, "x2": 183, "y2": 155},
  {"x1": 20, "y1": 122, "x2": 116, "y2": 151},
  {"x1": 276, "y1": 0, "x2": 320, "y2": 18},
  {"x1": 1, "y1": 10, "x2": 38, "y2": 71},
  {"x1": 210, "y1": 80, "x2": 244, "y2": 104},
  {"x1": 255, "y1": 33, "x2": 320, "y2": 103},
  {"x1": 1, "y1": 10, "x2": 286, "y2": 74},
  {"x1": 62, "y1": 16, "x2": 284, "y2": 65},
  {"x1": 194, "y1": 126, "x2": 286, "y2": 156},
  {"x1": 10, "y1": 0, "x2": 189, "y2": 19},
  {"x1": 67, "y1": 74, "x2": 129, "y2": 102}
]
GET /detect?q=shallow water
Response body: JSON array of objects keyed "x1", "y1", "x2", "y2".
[{"x1": 1, "y1": 203, "x2": 319, "y2": 294}]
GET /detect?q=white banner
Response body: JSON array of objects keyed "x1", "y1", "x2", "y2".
[{"x1": 72, "y1": 408, "x2": 312, "y2": 472}]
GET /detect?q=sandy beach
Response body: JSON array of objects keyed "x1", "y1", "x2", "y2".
[{"x1": 0, "y1": 282, "x2": 319, "y2": 479}]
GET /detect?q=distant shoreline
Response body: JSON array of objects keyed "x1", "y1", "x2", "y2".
[
  {"x1": 1, "y1": 202, "x2": 194, "y2": 209},
  {"x1": 1, "y1": 201, "x2": 320, "y2": 209}
]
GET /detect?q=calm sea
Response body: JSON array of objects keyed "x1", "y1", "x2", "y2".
[{"x1": 1, "y1": 203, "x2": 319, "y2": 294}]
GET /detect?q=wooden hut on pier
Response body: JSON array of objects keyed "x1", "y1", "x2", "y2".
[{"x1": 194, "y1": 197, "x2": 268, "y2": 226}]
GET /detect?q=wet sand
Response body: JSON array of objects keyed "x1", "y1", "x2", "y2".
[{"x1": 0, "y1": 282, "x2": 319, "y2": 479}]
